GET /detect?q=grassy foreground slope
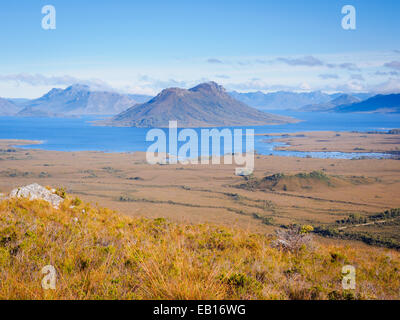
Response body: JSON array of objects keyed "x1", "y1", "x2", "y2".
[{"x1": 0, "y1": 194, "x2": 399, "y2": 300}]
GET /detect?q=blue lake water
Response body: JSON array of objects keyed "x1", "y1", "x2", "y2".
[{"x1": 0, "y1": 111, "x2": 399, "y2": 159}]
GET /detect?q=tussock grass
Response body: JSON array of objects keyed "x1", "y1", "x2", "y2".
[
  {"x1": 236, "y1": 171, "x2": 374, "y2": 192},
  {"x1": 0, "y1": 194, "x2": 399, "y2": 300}
]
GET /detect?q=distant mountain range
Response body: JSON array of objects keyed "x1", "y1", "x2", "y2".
[
  {"x1": 300, "y1": 94, "x2": 362, "y2": 112},
  {"x1": 229, "y1": 90, "x2": 336, "y2": 110},
  {"x1": 228, "y1": 90, "x2": 373, "y2": 110},
  {"x1": 0, "y1": 86, "x2": 153, "y2": 117},
  {"x1": 127, "y1": 94, "x2": 153, "y2": 104},
  {"x1": 332, "y1": 94, "x2": 400, "y2": 113},
  {"x1": 6, "y1": 98, "x2": 31, "y2": 106},
  {"x1": 109, "y1": 82, "x2": 297, "y2": 127},
  {"x1": 16, "y1": 84, "x2": 143, "y2": 117},
  {"x1": 0, "y1": 83, "x2": 398, "y2": 118},
  {"x1": 0, "y1": 98, "x2": 22, "y2": 116}
]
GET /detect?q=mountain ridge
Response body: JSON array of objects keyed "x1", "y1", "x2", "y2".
[
  {"x1": 0, "y1": 98, "x2": 22, "y2": 116},
  {"x1": 2, "y1": 84, "x2": 398, "y2": 117},
  {"x1": 300, "y1": 94, "x2": 362, "y2": 112},
  {"x1": 109, "y1": 82, "x2": 298, "y2": 128},
  {"x1": 229, "y1": 90, "x2": 335, "y2": 110},
  {"x1": 229, "y1": 90, "x2": 373, "y2": 110},
  {"x1": 17, "y1": 84, "x2": 140, "y2": 117},
  {"x1": 332, "y1": 93, "x2": 400, "y2": 113}
]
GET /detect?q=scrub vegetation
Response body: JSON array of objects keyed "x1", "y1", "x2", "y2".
[{"x1": 1, "y1": 192, "x2": 399, "y2": 300}]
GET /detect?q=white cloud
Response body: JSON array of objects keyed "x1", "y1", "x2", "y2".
[
  {"x1": 207, "y1": 58, "x2": 223, "y2": 64},
  {"x1": 0, "y1": 73, "x2": 114, "y2": 91},
  {"x1": 225, "y1": 79, "x2": 308, "y2": 92},
  {"x1": 1, "y1": 51, "x2": 400, "y2": 97},
  {"x1": 350, "y1": 74, "x2": 365, "y2": 81},
  {"x1": 277, "y1": 56, "x2": 324, "y2": 67},
  {"x1": 319, "y1": 74, "x2": 339, "y2": 80},
  {"x1": 215, "y1": 74, "x2": 230, "y2": 79},
  {"x1": 384, "y1": 61, "x2": 400, "y2": 70},
  {"x1": 370, "y1": 79, "x2": 400, "y2": 93},
  {"x1": 326, "y1": 62, "x2": 360, "y2": 71}
]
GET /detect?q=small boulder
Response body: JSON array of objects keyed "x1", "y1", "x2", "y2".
[
  {"x1": 235, "y1": 168, "x2": 254, "y2": 176},
  {"x1": 9, "y1": 183, "x2": 64, "y2": 209}
]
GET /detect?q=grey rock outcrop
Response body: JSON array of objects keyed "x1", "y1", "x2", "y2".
[{"x1": 9, "y1": 183, "x2": 64, "y2": 209}]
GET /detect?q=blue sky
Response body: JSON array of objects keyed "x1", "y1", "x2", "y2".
[{"x1": 0, "y1": 0, "x2": 399, "y2": 97}]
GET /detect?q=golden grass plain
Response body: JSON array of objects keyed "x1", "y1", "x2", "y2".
[{"x1": 1, "y1": 133, "x2": 399, "y2": 246}]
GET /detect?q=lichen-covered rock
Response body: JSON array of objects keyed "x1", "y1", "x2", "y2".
[{"x1": 9, "y1": 183, "x2": 64, "y2": 209}]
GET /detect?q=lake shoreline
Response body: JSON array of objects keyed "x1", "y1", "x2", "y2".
[
  {"x1": 1, "y1": 127, "x2": 399, "y2": 160},
  {"x1": 256, "y1": 130, "x2": 400, "y2": 155},
  {"x1": 1, "y1": 112, "x2": 400, "y2": 157}
]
